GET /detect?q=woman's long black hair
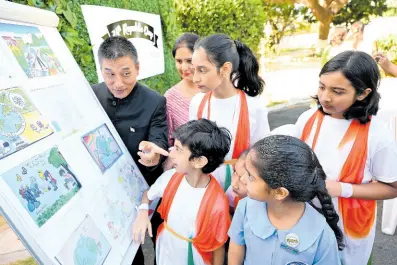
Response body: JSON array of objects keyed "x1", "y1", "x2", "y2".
[{"x1": 194, "y1": 34, "x2": 264, "y2": 97}]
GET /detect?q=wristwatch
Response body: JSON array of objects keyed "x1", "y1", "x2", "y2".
[{"x1": 136, "y1": 203, "x2": 149, "y2": 211}]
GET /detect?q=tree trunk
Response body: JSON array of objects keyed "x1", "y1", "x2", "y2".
[
  {"x1": 318, "y1": 13, "x2": 333, "y2": 41},
  {"x1": 62, "y1": 164, "x2": 76, "y2": 179}
]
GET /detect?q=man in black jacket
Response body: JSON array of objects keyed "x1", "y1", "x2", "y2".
[{"x1": 92, "y1": 36, "x2": 168, "y2": 265}]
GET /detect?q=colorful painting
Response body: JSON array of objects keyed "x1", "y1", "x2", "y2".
[
  {"x1": 0, "y1": 23, "x2": 64, "y2": 78},
  {"x1": 1, "y1": 146, "x2": 81, "y2": 227},
  {"x1": 0, "y1": 87, "x2": 53, "y2": 160},
  {"x1": 81, "y1": 124, "x2": 122, "y2": 173},
  {"x1": 117, "y1": 160, "x2": 148, "y2": 206},
  {"x1": 56, "y1": 215, "x2": 111, "y2": 265}
]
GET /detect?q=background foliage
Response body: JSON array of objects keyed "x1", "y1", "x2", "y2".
[
  {"x1": 14, "y1": 0, "x2": 181, "y2": 94},
  {"x1": 332, "y1": 0, "x2": 388, "y2": 26},
  {"x1": 175, "y1": 0, "x2": 267, "y2": 57},
  {"x1": 377, "y1": 34, "x2": 397, "y2": 77}
]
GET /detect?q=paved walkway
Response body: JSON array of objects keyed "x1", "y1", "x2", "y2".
[{"x1": 0, "y1": 224, "x2": 31, "y2": 264}]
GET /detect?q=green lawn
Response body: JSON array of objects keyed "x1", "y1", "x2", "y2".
[
  {"x1": 267, "y1": 100, "x2": 288, "y2": 107},
  {"x1": 7, "y1": 257, "x2": 37, "y2": 265}
]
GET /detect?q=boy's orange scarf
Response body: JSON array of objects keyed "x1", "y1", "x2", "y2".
[
  {"x1": 301, "y1": 110, "x2": 375, "y2": 238},
  {"x1": 157, "y1": 172, "x2": 231, "y2": 264}
]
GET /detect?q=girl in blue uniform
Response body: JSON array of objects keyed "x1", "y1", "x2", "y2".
[{"x1": 228, "y1": 135, "x2": 343, "y2": 265}]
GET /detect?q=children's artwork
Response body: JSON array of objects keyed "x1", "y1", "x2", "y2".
[
  {"x1": 0, "y1": 87, "x2": 53, "y2": 160},
  {"x1": 56, "y1": 215, "x2": 111, "y2": 265},
  {"x1": 0, "y1": 23, "x2": 64, "y2": 78},
  {"x1": 1, "y1": 146, "x2": 81, "y2": 227},
  {"x1": 91, "y1": 192, "x2": 134, "y2": 242},
  {"x1": 81, "y1": 124, "x2": 122, "y2": 173},
  {"x1": 117, "y1": 160, "x2": 148, "y2": 206}
]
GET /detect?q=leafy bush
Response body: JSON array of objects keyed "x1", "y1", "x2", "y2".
[
  {"x1": 375, "y1": 34, "x2": 397, "y2": 77},
  {"x1": 376, "y1": 34, "x2": 397, "y2": 64},
  {"x1": 15, "y1": 0, "x2": 181, "y2": 94},
  {"x1": 175, "y1": 0, "x2": 267, "y2": 56}
]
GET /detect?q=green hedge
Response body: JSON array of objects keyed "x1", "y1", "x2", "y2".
[
  {"x1": 175, "y1": 0, "x2": 267, "y2": 57},
  {"x1": 16, "y1": 0, "x2": 181, "y2": 94}
]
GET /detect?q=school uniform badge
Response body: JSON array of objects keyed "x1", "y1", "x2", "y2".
[{"x1": 285, "y1": 233, "x2": 300, "y2": 248}]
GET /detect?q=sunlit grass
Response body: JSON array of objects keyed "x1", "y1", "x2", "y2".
[{"x1": 7, "y1": 257, "x2": 37, "y2": 265}]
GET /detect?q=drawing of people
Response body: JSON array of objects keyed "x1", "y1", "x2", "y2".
[
  {"x1": 30, "y1": 124, "x2": 40, "y2": 133},
  {"x1": 16, "y1": 174, "x2": 22, "y2": 182},
  {"x1": 59, "y1": 169, "x2": 76, "y2": 190},
  {"x1": 44, "y1": 170, "x2": 58, "y2": 191},
  {"x1": 36, "y1": 121, "x2": 48, "y2": 130},
  {"x1": 29, "y1": 176, "x2": 42, "y2": 197},
  {"x1": 37, "y1": 173, "x2": 50, "y2": 192},
  {"x1": 19, "y1": 185, "x2": 41, "y2": 212},
  {"x1": 38, "y1": 169, "x2": 57, "y2": 191}
]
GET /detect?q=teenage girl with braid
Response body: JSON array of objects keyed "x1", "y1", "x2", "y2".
[
  {"x1": 228, "y1": 135, "x2": 343, "y2": 265},
  {"x1": 273, "y1": 51, "x2": 397, "y2": 265},
  {"x1": 189, "y1": 34, "x2": 270, "y2": 208}
]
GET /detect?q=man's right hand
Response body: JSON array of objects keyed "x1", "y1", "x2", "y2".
[
  {"x1": 132, "y1": 210, "x2": 152, "y2": 244},
  {"x1": 137, "y1": 141, "x2": 169, "y2": 167}
]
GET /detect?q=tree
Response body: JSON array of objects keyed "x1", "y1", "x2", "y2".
[
  {"x1": 300, "y1": 0, "x2": 349, "y2": 45},
  {"x1": 268, "y1": 0, "x2": 347, "y2": 46},
  {"x1": 269, "y1": 0, "x2": 387, "y2": 47},
  {"x1": 176, "y1": 0, "x2": 267, "y2": 56},
  {"x1": 332, "y1": 0, "x2": 388, "y2": 26},
  {"x1": 48, "y1": 147, "x2": 76, "y2": 179},
  {"x1": 264, "y1": 2, "x2": 305, "y2": 49}
]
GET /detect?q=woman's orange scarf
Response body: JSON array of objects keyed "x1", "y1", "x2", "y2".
[
  {"x1": 301, "y1": 110, "x2": 375, "y2": 238},
  {"x1": 197, "y1": 90, "x2": 250, "y2": 159}
]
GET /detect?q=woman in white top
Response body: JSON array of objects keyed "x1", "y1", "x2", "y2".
[
  {"x1": 189, "y1": 34, "x2": 270, "y2": 208},
  {"x1": 274, "y1": 51, "x2": 397, "y2": 265}
]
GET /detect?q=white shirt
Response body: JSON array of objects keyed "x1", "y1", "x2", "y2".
[
  {"x1": 273, "y1": 108, "x2": 397, "y2": 265},
  {"x1": 189, "y1": 92, "x2": 270, "y2": 205},
  {"x1": 147, "y1": 169, "x2": 207, "y2": 265}
]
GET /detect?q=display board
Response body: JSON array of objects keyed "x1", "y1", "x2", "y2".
[{"x1": 0, "y1": 2, "x2": 156, "y2": 264}]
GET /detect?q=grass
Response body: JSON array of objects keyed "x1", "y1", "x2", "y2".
[
  {"x1": 7, "y1": 257, "x2": 37, "y2": 265},
  {"x1": 266, "y1": 100, "x2": 288, "y2": 107}
]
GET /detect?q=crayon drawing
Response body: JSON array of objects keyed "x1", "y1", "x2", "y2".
[
  {"x1": 81, "y1": 124, "x2": 122, "y2": 173},
  {"x1": 91, "y1": 192, "x2": 134, "y2": 241},
  {"x1": 0, "y1": 87, "x2": 53, "y2": 160},
  {"x1": 56, "y1": 215, "x2": 111, "y2": 265},
  {"x1": 116, "y1": 160, "x2": 148, "y2": 206},
  {"x1": 1, "y1": 146, "x2": 81, "y2": 227},
  {"x1": 0, "y1": 23, "x2": 64, "y2": 78}
]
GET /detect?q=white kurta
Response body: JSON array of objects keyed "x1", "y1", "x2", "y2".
[
  {"x1": 147, "y1": 169, "x2": 207, "y2": 265},
  {"x1": 275, "y1": 109, "x2": 397, "y2": 265},
  {"x1": 189, "y1": 92, "x2": 270, "y2": 206}
]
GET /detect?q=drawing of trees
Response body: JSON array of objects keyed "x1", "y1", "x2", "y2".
[{"x1": 48, "y1": 147, "x2": 77, "y2": 179}]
